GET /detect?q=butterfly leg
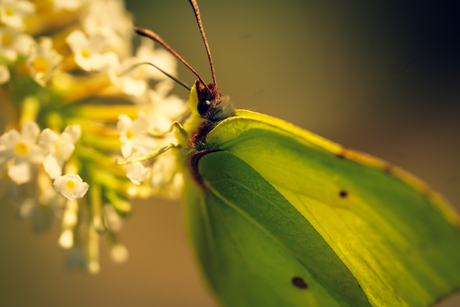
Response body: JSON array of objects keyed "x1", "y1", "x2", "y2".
[
  {"x1": 147, "y1": 121, "x2": 188, "y2": 139},
  {"x1": 116, "y1": 142, "x2": 180, "y2": 165},
  {"x1": 117, "y1": 121, "x2": 187, "y2": 165}
]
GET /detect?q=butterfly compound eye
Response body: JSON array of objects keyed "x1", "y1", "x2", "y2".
[{"x1": 197, "y1": 99, "x2": 212, "y2": 116}]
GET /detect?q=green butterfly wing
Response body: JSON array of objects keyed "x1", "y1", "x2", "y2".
[
  {"x1": 183, "y1": 110, "x2": 460, "y2": 307},
  {"x1": 183, "y1": 151, "x2": 371, "y2": 307}
]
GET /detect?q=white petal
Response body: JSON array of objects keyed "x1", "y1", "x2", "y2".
[
  {"x1": 153, "y1": 79, "x2": 175, "y2": 97},
  {"x1": 57, "y1": 142, "x2": 75, "y2": 161},
  {"x1": 0, "y1": 49, "x2": 16, "y2": 61},
  {"x1": 38, "y1": 128, "x2": 60, "y2": 152},
  {"x1": 0, "y1": 129, "x2": 20, "y2": 149},
  {"x1": 0, "y1": 65, "x2": 10, "y2": 84},
  {"x1": 88, "y1": 34, "x2": 106, "y2": 53},
  {"x1": 8, "y1": 160, "x2": 31, "y2": 184},
  {"x1": 120, "y1": 140, "x2": 132, "y2": 158},
  {"x1": 131, "y1": 135, "x2": 156, "y2": 155},
  {"x1": 152, "y1": 116, "x2": 172, "y2": 133},
  {"x1": 53, "y1": 174, "x2": 89, "y2": 200},
  {"x1": 136, "y1": 38, "x2": 176, "y2": 80},
  {"x1": 158, "y1": 95, "x2": 187, "y2": 119},
  {"x1": 15, "y1": 0, "x2": 35, "y2": 14},
  {"x1": 117, "y1": 114, "x2": 132, "y2": 135},
  {"x1": 61, "y1": 124, "x2": 81, "y2": 143},
  {"x1": 14, "y1": 33, "x2": 34, "y2": 55},
  {"x1": 97, "y1": 51, "x2": 119, "y2": 72},
  {"x1": 21, "y1": 121, "x2": 40, "y2": 142},
  {"x1": 37, "y1": 37, "x2": 53, "y2": 53},
  {"x1": 52, "y1": 0, "x2": 81, "y2": 12},
  {"x1": 73, "y1": 181, "x2": 89, "y2": 198},
  {"x1": 131, "y1": 111, "x2": 152, "y2": 133},
  {"x1": 65, "y1": 30, "x2": 87, "y2": 54},
  {"x1": 126, "y1": 162, "x2": 150, "y2": 185},
  {"x1": 114, "y1": 75, "x2": 147, "y2": 97},
  {"x1": 43, "y1": 153, "x2": 63, "y2": 179},
  {"x1": 73, "y1": 53, "x2": 94, "y2": 71},
  {"x1": 28, "y1": 143, "x2": 45, "y2": 163}
]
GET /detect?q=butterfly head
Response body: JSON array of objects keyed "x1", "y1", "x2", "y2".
[{"x1": 189, "y1": 80, "x2": 235, "y2": 122}]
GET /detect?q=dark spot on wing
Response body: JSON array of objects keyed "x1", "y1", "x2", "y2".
[
  {"x1": 336, "y1": 146, "x2": 348, "y2": 159},
  {"x1": 339, "y1": 190, "x2": 348, "y2": 198},
  {"x1": 292, "y1": 277, "x2": 308, "y2": 289},
  {"x1": 383, "y1": 164, "x2": 393, "y2": 174}
]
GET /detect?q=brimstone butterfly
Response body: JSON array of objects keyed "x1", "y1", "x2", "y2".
[{"x1": 132, "y1": 1, "x2": 460, "y2": 306}]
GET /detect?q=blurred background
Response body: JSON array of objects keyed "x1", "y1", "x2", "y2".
[{"x1": 1, "y1": 0, "x2": 459, "y2": 306}]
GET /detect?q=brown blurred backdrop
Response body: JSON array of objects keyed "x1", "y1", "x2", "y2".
[{"x1": 1, "y1": 0, "x2": 459, "y2": 306}]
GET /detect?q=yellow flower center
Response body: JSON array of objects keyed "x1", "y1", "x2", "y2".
[
  {"x1": 81, "y1": 49, "x2": 91, "y2": 58},
  {"x1": 126, "y1": 130, "x2": 133, "y2": 139},
  {"x1": 4, "y1": 8, "x2": 14, "y2": 17},
  {"x1": 1, "y1": 34, "x2": 12, "y2": 46},
  {"x1": 66, "y1": 180, "x2": 76, "y2": 189},
  {"x1": 33, "y1": 57, "x2": 49, "y2": 73},
  {"x1": 54, "y1": 141, "x2": 63, "y2": 156},
  {"x1": 15, "y1": 142, "x2": 29, "y2": 155}
]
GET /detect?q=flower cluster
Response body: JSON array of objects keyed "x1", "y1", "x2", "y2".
[{"x1": 0, "y1": 0, "x2": 186, "y2": 273}]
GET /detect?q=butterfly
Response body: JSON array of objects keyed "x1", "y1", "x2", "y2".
[{"x1": 134, "y1": 1, "x2": 460, "y2": 306}]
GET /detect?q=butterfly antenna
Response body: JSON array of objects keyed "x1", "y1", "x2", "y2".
[
  {"x1": 135, "y1": 27, "x2": 211, "y2": 94},
  {"x1": 188, "y1": 0, "x2": 217, "y2": 87},
  {"x1": 122, "y1": 62, "x2": 191, "y2": 90}
]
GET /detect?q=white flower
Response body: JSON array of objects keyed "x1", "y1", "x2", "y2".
[
  {"x1": 26, "y1": 37, "x2": 63, "y2": 86},
  {"x1": 0, "y1": 0, "x2": 35, "y2": 28},
  {"x1": 51, "y1": 0, "x2": 81, "y2": 12},
  {"x1": 0, "y1": 64, "x2": 10, "y2": 84},
  {"x1": 147, "y1": 82, "x2": 188, "y2": 131},
  {"x1": 39, "y1": 124, "x2": 81, "y2": 179},
  {"x1": 0, "y1": 26, "x2": 34, "y2": 61},
  {"x1": 117, "y1": 112, "x2": 156, "y2": 158},
  {"x1": 109, "y1": 38, "x2": 178, "y2": 98},
  {"x1": 126, "y1": 161, "x2": 151, "y2": 185},
  {"x1": 66, "y1": 29, "x2": 118, "y2": 72},
  {"x1": 109, "y1": 57, "x2": 148, "y2": 97},
  {"x1": 136, "y1": 37, "x2": 177, "y2": 81},
  {"x1": 0, "y1": 121, "x2": 44, "y2": 184},
  {"x1": 53, "y1": 174, "x2": 89, "y2": 201},
  {"x1": 82, "y1": 0, "x2": 133, "y2": 59}
]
